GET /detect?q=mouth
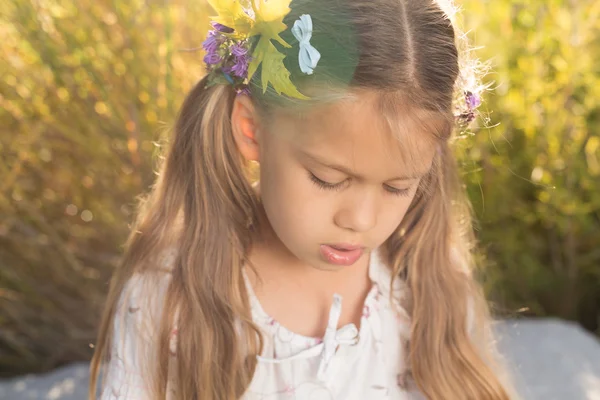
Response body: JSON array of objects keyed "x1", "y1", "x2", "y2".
[{"x1": 320, "y1": 243, "x2": 365, "y2": 266}]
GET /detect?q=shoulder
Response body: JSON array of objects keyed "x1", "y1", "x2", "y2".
[
  {"x1": 113, "y1": 274, "x2": 173, "y2": 355},
  {"x1": 111, "y1": 246, "x2": 180, "y2": 357},
  {"x1": 101, "y1": 250, "x2": 179, "y2": 398},
  {"x1": 119, "y1": 246, "x2": 178, "y2": 309}
]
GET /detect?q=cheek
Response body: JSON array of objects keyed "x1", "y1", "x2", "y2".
[
  {"x1": 376, "y1": 194, "x2": 416, "y2": 238},
  {"x1": 259, "y1": 159, "x2": 331, "y2": 239}
]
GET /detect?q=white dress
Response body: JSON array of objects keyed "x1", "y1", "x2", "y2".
[{"x1": 101, "y1": 249, "x2": 423, "y2": 399}]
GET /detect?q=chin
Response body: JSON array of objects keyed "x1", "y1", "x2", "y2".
[{"x1": 312, "y1": 262, "x2": 346, "y2": 272}]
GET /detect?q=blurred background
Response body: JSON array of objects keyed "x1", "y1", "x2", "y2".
[{"x1": 0, "y1": 0, "x2": 599, "y2": 382}]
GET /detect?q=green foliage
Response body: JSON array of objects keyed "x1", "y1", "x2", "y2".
[
  {"x1": 460, "y1": 0, "x2": 600, "y2": 331},
  {"x1": 0, "y1": 0, "x2": 209, "y2": 376},
  {"x1": 0, "y1": 0, "x2": 598, "y2": 377}
]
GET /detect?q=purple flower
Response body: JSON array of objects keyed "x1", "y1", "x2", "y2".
[
  {"x1": 203, "y1": 51, "x2": 222, "y2": 66},
  {"x1": 465, "y1": 91, "x2": 481, "y2": 110},
  {"x1": 221, "y1": 56, "x2": 249, "y2": 78},
  {"x1": 230, "y1": 55, "x2": 250, "y2": 78},
  {"x1": 202, "y1": 30, "x2": 225, "y2": 53},
  {"x1": 224, "y1": 42, "x2": 251, "y2": 78},
  {"x1": 230, "y1": 42, "x2": 249, "y2": 57},
  {"x1": 210, "y1": 21, "x2": 234, "y2": 34}
]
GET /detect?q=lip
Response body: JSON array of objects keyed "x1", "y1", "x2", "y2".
[
  {"x1": 320, "y1": 244, "x2": 365, "y2": 266},
  {"x1": 326, "y1": 243, "x2": 364, "y2": 251}
]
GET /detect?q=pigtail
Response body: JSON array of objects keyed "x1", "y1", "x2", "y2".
[
  {"x1": 385, "y1": 142, "x2": 510, "y2": 400},
  {"x1": 167, "y1": 78, "x2": 263, "y2": 399},
  {"x1": 90, "y1": 77, "x2": 264, "y2": 400}
]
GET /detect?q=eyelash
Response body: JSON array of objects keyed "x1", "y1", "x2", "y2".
[{"x1": 308, "y1": 172, "x2": 412, "y2": 197}]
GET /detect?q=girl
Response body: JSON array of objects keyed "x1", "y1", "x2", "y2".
[{"x1": 90, "y1": 0, "x2": 513, "y2": 398}]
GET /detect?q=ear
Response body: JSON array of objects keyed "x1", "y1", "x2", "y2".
[{"x1": 231, "y1": 94, "x2": 261, "y2": 162}]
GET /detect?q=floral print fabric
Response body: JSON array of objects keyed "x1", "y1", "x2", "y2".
[{"x1": 100, "y1": 249, "x2": 422, "y2": 399}]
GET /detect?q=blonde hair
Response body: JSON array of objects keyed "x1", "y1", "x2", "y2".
[{"x1": 90, "y1": 0, "x2": 512, "y2": 399}]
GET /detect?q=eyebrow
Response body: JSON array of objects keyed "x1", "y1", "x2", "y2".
[{"x1": 298, "y1": 149, "x2": 426, "y2": 182}]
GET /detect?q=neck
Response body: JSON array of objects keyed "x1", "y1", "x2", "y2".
[{"x1": 249, "y1": 201, "x2": 371, "y2": 304}]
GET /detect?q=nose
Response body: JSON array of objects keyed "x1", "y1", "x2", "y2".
[{"x1": 333, "y1": 189, "x2": 378, "y2": 233}]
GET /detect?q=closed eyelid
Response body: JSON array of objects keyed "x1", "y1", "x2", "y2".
[
  {"x1": 311, "y1": 168, "x2": 346, "y2": 182},
  {"x1": 317, "y1": 167, "x2": 420, "y2": 186},
  {"x1": 310, "y1": 171, "x2": 414, "y2": 194},
  {"x1": 386, "y1": 182, "x2": 414, "y2": 190},
  {"x1": 309, "y1": 171, "x2": 347, "y2": 185},
  {"x1": 299, "y1": 150, "x2": 425, "y2": 183},
  {"x1": 310, "y1": 177, "x2": 412, "y2": 199}
]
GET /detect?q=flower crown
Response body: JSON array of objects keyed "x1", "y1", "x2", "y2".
[
  {"x1": 203, "y1": 0, "x2": 320, "y2": 99},
  {"x1": 202, "y1": 0, "x2": 481, "y2": 124}
]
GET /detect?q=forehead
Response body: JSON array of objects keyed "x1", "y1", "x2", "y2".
[{"x1": 269, "y1": 92, "x2": 441, "y2": 180}]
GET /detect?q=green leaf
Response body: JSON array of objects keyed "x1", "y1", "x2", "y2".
[
  {"x1": 244, "y1": 0, "x2": 306, "y2": 99},
  {"x1": 249, "y1": 0, "x2": 291, "y2": 48},
  {"x1": 207, "y1": 0, "x2": 253, "y2": 37},
  {"x1": 255, "y1": 40, "x2": 308, "y2": 99}
]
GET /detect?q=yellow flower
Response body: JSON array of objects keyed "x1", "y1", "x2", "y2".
[{"x1": 207, "y1": 0, "x2": 308, "y2": 99}]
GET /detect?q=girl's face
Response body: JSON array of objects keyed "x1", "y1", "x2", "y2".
[{"x1": 253, "y1": 92, "x2": 438, "y2": 272}]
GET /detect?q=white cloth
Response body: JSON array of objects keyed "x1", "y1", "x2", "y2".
[
  {"x1": 100, "y1": 249, "x2": 421, "y2": 399},
  {"x1": 243, "y1": 249, "x2": 419, "y2": 399}
]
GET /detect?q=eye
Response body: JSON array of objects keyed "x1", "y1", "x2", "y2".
[
  {"x1": 308, "y1": 172, "x2": 345, "y2": 191},
  {"x1": 383, "y1": 185, "x2": 412, "y2": 197},
  {"x1": 309, "y1": 171, "x2": 414, "y2": 197}
]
